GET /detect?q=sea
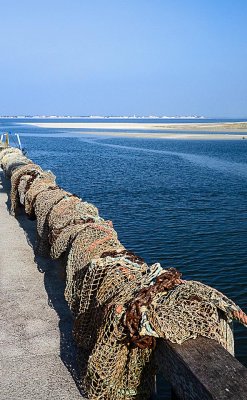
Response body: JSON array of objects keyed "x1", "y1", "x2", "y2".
[{"x1": 1, "y1": 118, "x2": 246, "y2": 396}]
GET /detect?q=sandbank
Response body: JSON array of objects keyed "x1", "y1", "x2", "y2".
[{"x1": 24, "y1": 121, "x2": 247, "y2": 132}]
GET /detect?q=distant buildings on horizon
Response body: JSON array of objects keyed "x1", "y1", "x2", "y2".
[{"x1": 0, "y1": 114, "x2": 205, "y2": 119}]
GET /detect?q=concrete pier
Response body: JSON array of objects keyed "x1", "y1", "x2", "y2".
[{"x1": 0, "y1": 170, "x2": 84, "y2": 399}]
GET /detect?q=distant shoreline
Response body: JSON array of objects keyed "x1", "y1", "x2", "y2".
[
  {"x1": 21, "y1": 121, "x2": 247, "y2": 140},
  {"x1": 1, "y1": 115, "x2": 205, "y2": 119},
  {"x1": 24, "y1": 121, "x2": 247, "y2": 132}
]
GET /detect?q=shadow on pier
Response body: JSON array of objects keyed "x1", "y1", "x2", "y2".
[{"x1": 1, "y1": 173, "x2": 86, "y2": 397}]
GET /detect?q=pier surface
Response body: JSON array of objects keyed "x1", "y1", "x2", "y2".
[{"x1": 0, "y1": 170, "x2": 83, "y2": 399}]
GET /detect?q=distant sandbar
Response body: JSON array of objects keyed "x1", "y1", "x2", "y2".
[
  {"x1": 23, "y1": 121, "x2": 247, "y2": 140},
  {"x1": 24, "y1": 121, "x2": 247, "y2": 132}
]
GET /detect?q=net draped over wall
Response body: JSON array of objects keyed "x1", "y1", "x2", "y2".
[{"x1": 1, "y1": 146, "x2": 247, "y2": 400}]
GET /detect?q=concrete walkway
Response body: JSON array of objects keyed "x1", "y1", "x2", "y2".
[{"x1": 0, "y1": 171, "x2": 84, "y2": 399}]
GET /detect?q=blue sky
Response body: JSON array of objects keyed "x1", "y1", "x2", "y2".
[{"x1": 0, "y1": 0, "x2": 246, "y2": 117}]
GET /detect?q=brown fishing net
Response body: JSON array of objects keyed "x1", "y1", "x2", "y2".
[
  {"x1": 76, "y1": 266, "x2": 245, "y2": 400},
  {"x1": 65, "y1": 222, "x2": 125, "y2": 313},
  {"x1": 24, "y1": 171, "x2": 56, "y2": 216},
  {"x1": 0, "y1": 147, "x2": 22, "y2": 164},
  {"x1": 76, "y1": 259, "x2": 164, "y2": 400},
  {"x1": 10, "y1": 163, "x2": 42, "y2": 215},
  {"x1": 147, "y1": 280, "x2": 244, "y2": 349},
  {"x1": 85, "y1": 306, "x2": 154, "y2": 400},
  {"x1": 34, "y1": 188, "x2": 71, "y2": 255},
  {"x1": 1, "y1": 152, "x2": 31, "y2": 177},
  {"x1": 2, "y1": 147, "x2": 247, "y2": 400},
  {"x1": 73, "y1": 250, "x2": 149, "y2": 350},
  {"x1": 19, "y1": 175, "x2": 30, "y2": 205},
  {"x1": 50, "y1": 223, "x2": 92, "y2": 260},
  {"x1": 4, "y1": 155, "x2": 32, "y2": 178},
  {"x1": 48, "y1": 197, "x2": 100, "y2": 247}
]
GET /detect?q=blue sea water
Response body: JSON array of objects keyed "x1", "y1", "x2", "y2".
[{"x1": 1, "y1": 119, "x2": 247, "y2": 374}]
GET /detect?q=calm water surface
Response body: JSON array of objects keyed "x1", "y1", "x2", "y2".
[{"x1": 1, "y1": 120, "x2": 247, "y2": 374}]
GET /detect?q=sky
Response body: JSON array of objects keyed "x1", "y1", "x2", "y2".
[{"x1": 0, "y1": 0, "x2": 247, "y2": 117}]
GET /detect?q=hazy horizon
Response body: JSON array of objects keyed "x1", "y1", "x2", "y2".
[{"x1": 1, "y1": 114, "x2": 247, "y2": 120}]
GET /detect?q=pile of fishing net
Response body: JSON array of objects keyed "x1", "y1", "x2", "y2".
[
  {"x1": 72, "y1": 261, "x2": 247, "y2": 399},
  {"x1": 0, "y1": 147, "x2": 22, "y2": 167},
  {"x1": 10, "y1": 163, "x2": 43, "y2": 214},
  {"x1": 1, "y1": 146, "x2": 247, "y2": 400},
  {"x1": 0, "y1": 147, "x2": 22, "y2": 160},
  {"x1": 0, "y1": 147, "x2": 32, "y2": 178}
]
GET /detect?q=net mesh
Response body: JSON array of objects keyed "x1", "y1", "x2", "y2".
[
  {"x1": 48, "y1": 196, "x2": 100, "y2": 247},
  {"x1": 147, "y1": 280, "x2": 242, "y2": 349},
  {"x1": 65, "y1": 222, "x2": 125, "y2": 313},
  {"x1": 1, "y1": 147, "x2": 247, "y2": 400},
  {"x1": 34, "y1": 188, "x2": 71, "y2": 255},
  {"x1": 0, "y1": 147, "x2": 22, "y2": 163},
  {"x1": 73, "y1": 251, "x2": 148, "y2": 350},
  {"x1": 1, "y1": 152, "x2": 31, "y2": 177},
  {"x1": 24, "y1": 171, "x2": 57, "y2": 216},
  {"x1": 10, "y1": 163, "x2": 42, "y2": 215}
]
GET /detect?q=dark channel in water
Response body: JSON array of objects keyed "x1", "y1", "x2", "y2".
[{"x1": 2, "y1": 121, "x2": 247, "y2": 373}]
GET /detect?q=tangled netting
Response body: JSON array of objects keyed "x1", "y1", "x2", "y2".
[
  {"x1": 1, "y1": 146, "x2": 247, "y2": 400},
  {"x1": 10, "y1": 163, "x2": 42, "y2": 215}
]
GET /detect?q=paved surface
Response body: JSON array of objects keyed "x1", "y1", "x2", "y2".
[{"x1": 0, "y1": 171, "x2": 84, "y2": 399}]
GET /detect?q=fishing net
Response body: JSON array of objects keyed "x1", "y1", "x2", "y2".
[
  {"x1": 1, "y1": 153, "x2": 16, "y2": 167},
  {"x1": 50, "y1": 224, "x2": 92, "y2": 260},
  {"x1": 18, "y1": 175, "x2": 30, "y2": 205},
  {"x1": 3, "y1": 147, "x2": 247, "y2": 400},
  {"x1": 0, "y1": 147, "x2": 22, "y2": 163},
  {"x1": 65, "y1": 222, "x2": 125, "y2": 313},
  {"x1": 48, "y1": 196, "x2": 100, "y2": 247},
  {"x1": 77, "y1": 259, "x2": 163, "y2": 400},
  {"x1": 1, "y1": 152, "x2": 31, "y2": 176},
  {"x1": 78, "y1": 267, "x2": 247, "y2": 400},
  {"x1": 4, "y1": 155, "x2": 32, "y2": 178},
  {"x1": 147, "y1": 280, "x2": 244, "y2": 350},
  {"x1": 73, "y1": 251, "x2": 151, "y2": 350},
  {"x1": 34, "y1": 188, "x2": 71, "y2": 255},
  {"x1": 10, "y1": 163, "x2": 42, "y2": 215},
  {"x1": 85, "y1": 309, "x2": 154, "y2": 400},
  {"x1": 49, "y1": 200, "x2": 101, "y2": 261},
  {"x1": 24, "y1": 171, "x2": 56, "y2": 216}
]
